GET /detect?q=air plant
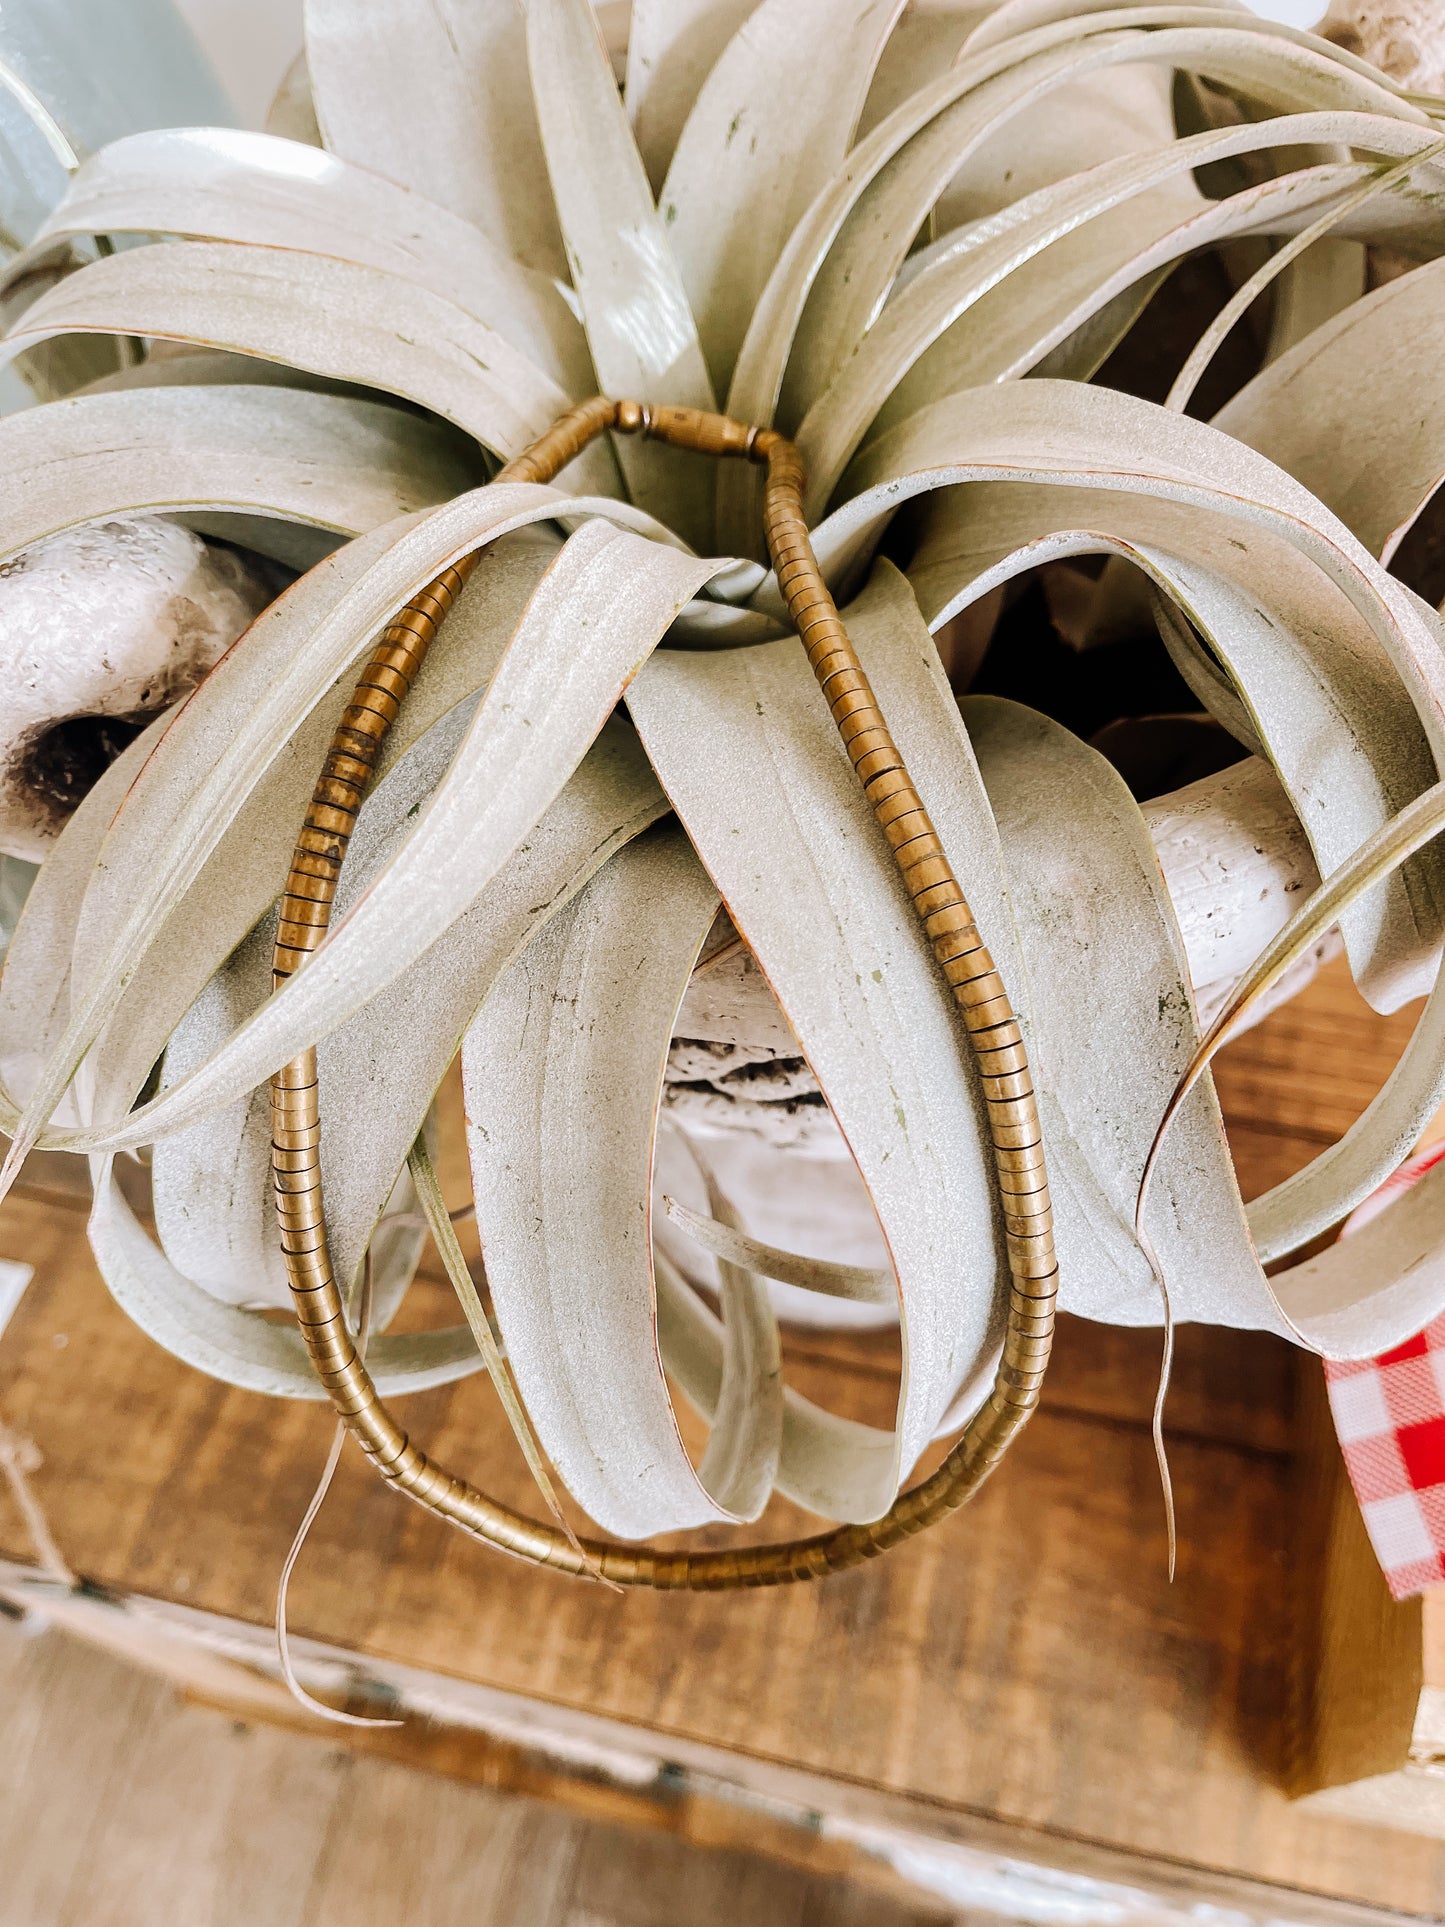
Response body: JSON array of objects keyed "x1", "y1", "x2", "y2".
[{"x1": 1, "y1": 0, "x2": 1445, "y2": 1585}]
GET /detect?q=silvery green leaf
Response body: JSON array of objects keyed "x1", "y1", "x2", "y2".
[
  {"x1": 0, "y1": 484, "x2": 598, "y2": 1153},
  {"x1": 658, "y1": 0, "x2": 904, "y2": 398},
  {"x1": 779, "y1": 42, "x2": 1190, "y2": 435},
  {"x1": 1276, "y1": 1157, "x2": 1445, "y2": 1357},
  {"x1": 14, "y1": 513, "x2": 722, "y2": 1165},
  {"x1": 715, "y1": 9, "x2": 1421, "y2": 546},
  {"x1": 624, "y1": 0, "x2": 760, "y2": 190},
  {"x1": 522, "y1": 0, "x2": 717, "y2": 549},
  {"x1": 965, "y1": 694, "x2": 1276, "y2": 1335},
  {"x1": 796, "y1": 107, "x2": 1440, "y2": 508},
  {"x1": 75, "y1": 529, "x2": 562, "y2": 1147},
  {"x1": 0, "y1": 383, "x2": 481, "y2": 562},
  {"x1": 662, "y1": 1194, "x2": 895, "y2": 1303},
  {"x1": 2, "y1": 242, "x2": 610, "y2": 481},
  {"x1": 854, "y1": 2, "x2": 981, "y2": 141},
  {"x1": 153, "y1": 711, "x2": 669, "y2": 1316},
  {"x1": 19, "y1": 127, "x2": 592, "y2": 393},
  {"x1": 0, "y1": 856, "x2": 34, "y2": 960},
  {"x1": 932, "y1": 54, "x2": 1186, "y2": 234},
  {"x1": 88, "y1": 1152, "x2": 480, "y2": 1399},
  {"x1": 679, "y1": 1140, "x2": 782, "y2": 1520},
  {"x1": 719, "y1": 25, "x2": 1170, "y2": 550},
  {"x1": 464, "y1": 824, "x2": 753, "y2": 1538},
  {"x1": 1217, "y1": 255, "x2": 1445, "y2": 562},
  {"x1": 809, "y1": 380, "x2": 1445, "y2": 1011},
  {"x1": 266, "y1": 50, "x2": 321, "y2": 148},
  {"x1": 654, "y1": 1243, "x2": 898, "y2": 1521},
  {"x1": 305, "y1": 0, "x2": 567, "y2": 279},
  {"x1": 866, "y1": 151, "x2": 1441, "y2": 449},
  {"x1": 1139, "y1": 775, "x2": 1445, "y2": 1352},
  {"x1": 1263, "y1": 235, "x2": 1366, "y2": 361},
  {"x1": 630, "y1": 562, "x2": 1007, "y2": 1484},
  {"x1": 906, "y1": 482, "x2": 1442, "y2": 1013}
]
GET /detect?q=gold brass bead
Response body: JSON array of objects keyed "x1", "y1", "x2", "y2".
[{"x1": 993, "y1": 1140, "x2": 1046, "y2": 1175}]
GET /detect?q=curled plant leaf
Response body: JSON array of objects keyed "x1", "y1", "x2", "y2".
[
  {"x1": 1, "y1": 243, "x2": 598, "y2": 477},
  {"x1": 16, "y1": 126, "x2": 591, "y2": 392},
  {"x1": 663, "y1": 1193, "x2": 895, "y2": 1303},
  {"x1": 0, "y1": 384, "x2": 481, "y2": 560},
  {"x1": 305, "y1": 0, "x2": 567, "y2": 280}
]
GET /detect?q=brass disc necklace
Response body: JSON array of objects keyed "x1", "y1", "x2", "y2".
[{"x1": 269, "y1": 398, "x2": 1058, "y2": 1589}]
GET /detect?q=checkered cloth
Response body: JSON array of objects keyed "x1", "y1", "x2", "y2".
[{"x1": 1325, "y1": 1141, "x2": 1445, "y2": 1599}]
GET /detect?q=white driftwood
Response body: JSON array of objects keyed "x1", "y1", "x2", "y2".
[
  {"x1": 1140, "y1": 754, "x2": 1340, "y2": 1028},
  {"x1": 1325, "y1": 0, "x2": 1445, "y2": 94},
  {"x1": 0, "y1": 517, "x2": 273, "y2": 862}
]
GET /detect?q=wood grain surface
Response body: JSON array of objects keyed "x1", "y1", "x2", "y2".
[
  {"x1": 0, "y1": 1615, "x2": 956, "y2": 1927},
  {"x1": 1, "y1": 955, "x2": 1441, "y2": 1915}
]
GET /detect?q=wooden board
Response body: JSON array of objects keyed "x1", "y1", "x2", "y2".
[
  {"x1": 0, "y1": 1613, "x2": 957, "y2": 1927},
  {"x1": 0, "y1": 955, "x2": 1442, "y2": 1917}
]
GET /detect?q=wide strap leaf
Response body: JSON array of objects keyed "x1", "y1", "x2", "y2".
[
  {"x1": 654, "y1": 1244, "x2": 899, "y2": 1520},
  {"x1": 2, "y1": 243, "x2": 604, "y2": 478},
  {"x1": 659, "y1": 0, "x2": 904, "y2": 398},
  {"x1": 624, "y1": 0, "x2": 761, "y2": 190},
  {"x1": 0, "y1": 485, "x2": 597, "y2": 1150},
  {"x1": 305, "y1": 0, "x2": 567, "y2": 279},
  {"x1": 522, "y1": 0, "x2": 717, "y2": 549},
  {"x1": 965, "y1": 694, "x2": 1277, "y2": 1334},
  {"x1": 464, "y1": 824, "x2": 755, "y2": 1538},
  {"x1": 0, "y1": 383, "x2": 479, "y2": 561},
  {"x1": 630, "y1": 563, "x2": 1007, "y2": 1476},
  {"x1": 1271, "y1": 1148, "x2": 1445, "y2": 1357},
  {"x1": 89, "y1": 1153, "x2": 480, "y2": 1399},
  {"x1": 796, "y1": 107, "x2": 1440, "y2": 508},
  {"x1": 22, "y1": 515, "x2": 722, "y2": 1161},
  {"x1": 674, "y1": 1138, "x2": 783, "y2": 1520},
  {"x1": 904, "y1": 478, "x2": 1444, "y2": 1015},
  {"x1": 19, "y1": 126, "x2": 591, "y2": 393},
  {"x1": 778, "y1": 33, "x2": 1178, "y2": 434},
  {"x1": 809, "y1": 381, "x2": 1445, "y2": 1010},
  {"x1": 1216, "y1": 256, "x2": 1445, "y2": 562},
  {"x1": 75, "y1": 529, "x2": 561, "y2": 1145},
  {"x1": 716, "y1": 7, "x2": 1415, "y2": 547},
  {"x1": 867, "y1": 152, "x2": 1439, "y2": 449},
  {"x1": 723, "y1": 20, "x2": 1178, "y2": 422},
  {"x1": 153, "y1": 711, "x2": 669, "y2": 1313}
]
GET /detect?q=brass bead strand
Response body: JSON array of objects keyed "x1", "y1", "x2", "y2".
[
  {"x1": 752, "y1": 427, "x2": 1057, "y2": 1412},
  {"x1": 269, "y1": 399, "x2": 1058, "y2": 1588}
]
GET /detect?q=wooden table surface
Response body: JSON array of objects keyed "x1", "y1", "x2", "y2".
[{"x1": 2, "y1": 955, "x2": 1442, "y2": 1918}]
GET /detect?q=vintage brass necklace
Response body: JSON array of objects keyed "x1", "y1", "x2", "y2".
[{"x1": 270, "y1": 398, "x2": 1058, "y2": 1587}]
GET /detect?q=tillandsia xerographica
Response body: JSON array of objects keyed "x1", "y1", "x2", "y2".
[{"x1": 1, "y1": 0, "x2": 1445, "y2": 1579}]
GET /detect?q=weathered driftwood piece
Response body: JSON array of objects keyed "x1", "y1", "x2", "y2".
[
  {"x1": 0, "y1": 518, "x2": 274, "y2": 861},
  {"x1": 1326, "y1": 0, "x2": 1445, "y2": 94}
]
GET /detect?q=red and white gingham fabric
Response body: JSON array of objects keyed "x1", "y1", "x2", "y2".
[{"x1": 1324, "y1": 1141, "x2": 1445, "y2": 1599}]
